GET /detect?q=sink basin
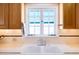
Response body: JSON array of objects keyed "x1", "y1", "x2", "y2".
[
  {"x1": 21, "y1": 44, "x2": 64, "y2": 54},
  {"x1": 43, "y1": 46, "x2": 63, "y2": 54},
  {"x1": 22, "y1": 46, "x2": 41, "y2": 54}
]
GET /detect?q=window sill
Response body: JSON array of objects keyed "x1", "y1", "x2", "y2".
[{"x1": 23, "y1": 35, "x2": 59, "y2": 38}]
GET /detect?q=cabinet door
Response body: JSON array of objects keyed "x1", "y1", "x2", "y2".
[
  {"x1": 63, "y1": 3, "x2": 76, "y2": 29},
  {"x1": 0, "y1": 4, "x2": 9, "y2": 29},
  {"x1": 76, "y1": 4, "x2": 79, "y2": 29},
  {"x1": 9, "y1": 3, "x2": 21, "y2": 29}
]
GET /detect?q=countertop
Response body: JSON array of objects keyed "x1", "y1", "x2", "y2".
[{"x1": 0, "y1": 37, "x2": 79, "y2": 54}]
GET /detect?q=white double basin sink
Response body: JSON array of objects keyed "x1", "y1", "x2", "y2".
[{"x1": 21, "y1": 44, "x2": 65, "y2": 54}]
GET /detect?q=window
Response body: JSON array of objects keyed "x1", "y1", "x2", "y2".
[{"x1": 24, "y1": 4, "x2": 58, "y2": 37}]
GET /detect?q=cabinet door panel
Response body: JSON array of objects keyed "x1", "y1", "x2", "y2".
[
  {"x1": 76, "y1": 4, "x2": 79, "y2": 29},
  {"x1": 63, "y1": 3, "x2": 76, "y2": 29},
  {"x1": 9, "y1": 3, "x2": 21, "y2": 29},
  {"x1": 0, "y1": 4, "x2": 8, "y2": 29}
]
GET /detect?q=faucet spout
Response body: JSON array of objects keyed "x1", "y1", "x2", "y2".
[{"x1": 37, "y1": 37, "x2": 46, "y2": 46}]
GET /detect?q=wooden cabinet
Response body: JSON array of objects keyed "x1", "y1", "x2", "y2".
[
  {"x1": 9, "y1": 4, "x2": 21, "y2": 29},
  {"x1": 63, "y1": 3, "x2": 79, "y2": 29},
  {"x1": 76, "y1": 4, "x2": 79, "y2": 29},
  {"x1": 63, "y1": 3, "x2": 76, "y2": 29},
  {"x1": 0, "y1": 4, "x2": 9, "y2": 29},
  {"x1": 0, "y1": 3, "x2": 21, "y2": 29}
]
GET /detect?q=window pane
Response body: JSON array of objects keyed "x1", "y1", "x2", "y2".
[
  {"x1": 29, "y1": 17, "x2": 41, "y2": 25},
  {"x1": 29, "y1": 17, "x2": 35, "y2": 22},
  {"x1": 49, "y1": 25, "x2": 55, "y2": 34},
  {"x1": 35, "y1": 27, "x2": 40, "y2": 34},
  {"x1": 43, "y1": 17, "x2": 49, "y2": 23},
  {"x1": 29, "y1": 26, "x2": 35, "y2": 34},
  {"x1": 49, "y1": 17, "x2": 55, "y2": 22},
  {"x1": 29, "y1": 9, "x2": 40, "y2": 17},
  {"x1": 43, "y1": 9, "x2": 56, "y2": 17},
  {"x1": 43, "y1": 26, "x2": 48, "y2": 35},
  {"x1": 35, "y1": 24, "x2": 40, "y2": 27},
  {"x1": 29, "y1": 11, "x2": 35, "y2": 17},
  {"x1": 29, "y1": 24, "x2": 35, "y2": 26},
  {"x1": 34, "y1": 12, "x2": 40, "y2": 17},
  {"x1": 34, "y1": 17, "x2": 41, "y2": 22}
]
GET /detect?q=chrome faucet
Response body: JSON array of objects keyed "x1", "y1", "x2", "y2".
[
  {"x1": 37, "y1": 37, "x2": 46, "y2": 46},
  {"x1": 21, "y1": 23, "x2": 25, "y2": 36}
]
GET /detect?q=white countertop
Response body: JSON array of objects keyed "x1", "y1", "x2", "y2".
[{"x1": 0, "y1": 37, "x2": 79, "y2": 54}]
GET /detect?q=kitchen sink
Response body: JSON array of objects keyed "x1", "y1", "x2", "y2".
[{"x1": 21, "y1": 44, "x2": 64, "y2": 55}]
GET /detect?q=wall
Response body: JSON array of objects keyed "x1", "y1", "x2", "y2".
[{"x1": 0, "y1": 3, "x2": 79, "y2": 36}]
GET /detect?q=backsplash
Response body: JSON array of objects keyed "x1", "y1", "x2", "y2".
[
  {"x1": 0, "y1": 29, "x2": 22, "y2": 35},
  {"x1": 59, "y1": 29, "x2": 79, "y2": 35},
  {"x1": 0, "y1": 29, "x2": 79, "y2": 36}
]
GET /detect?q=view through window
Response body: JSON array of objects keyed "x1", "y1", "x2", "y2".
[{"x1": 24, "y1": 4, "x2": 58, "y2": 36}]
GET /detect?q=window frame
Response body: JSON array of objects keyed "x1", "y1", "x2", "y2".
[{"x1": 24, "y1": 4, "x2": 59, "y2": 37}]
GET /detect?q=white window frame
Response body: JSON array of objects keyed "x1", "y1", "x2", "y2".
[{"x1": 24, "y1": 4, "x2": 59, "y2": 37}]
